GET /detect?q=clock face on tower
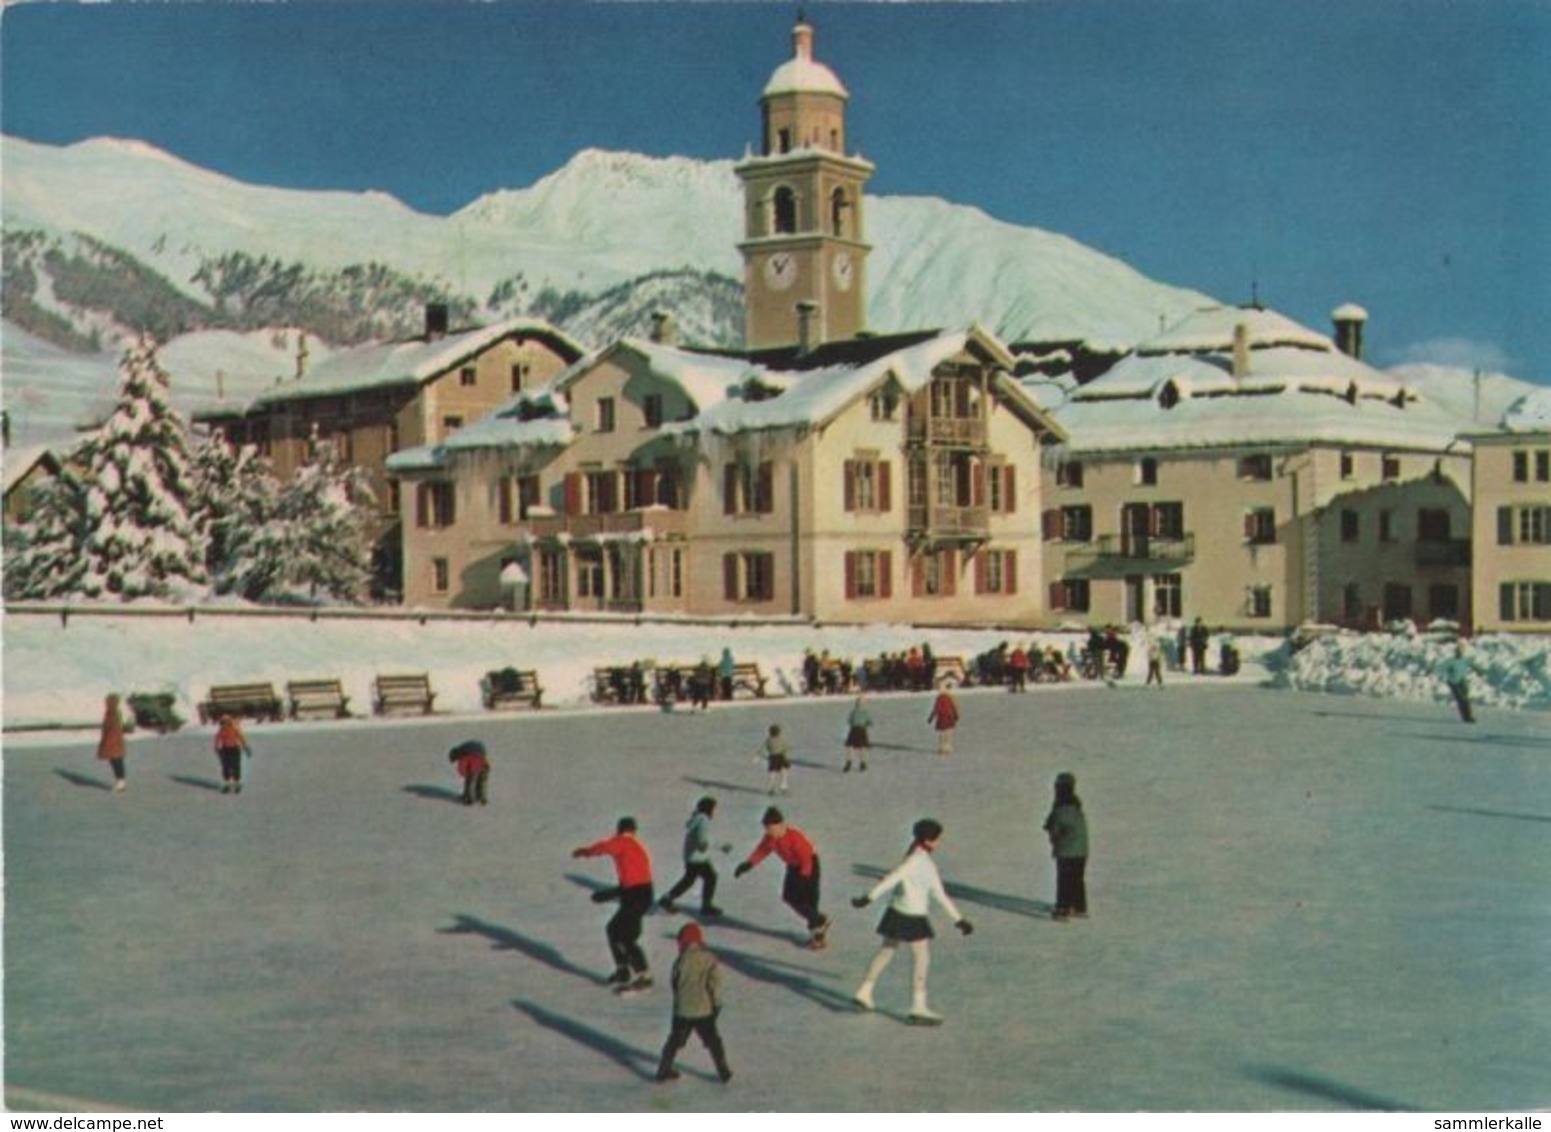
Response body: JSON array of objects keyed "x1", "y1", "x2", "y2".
[
  {"x1": 832, "y1": 251, "x2": 854, "y2": 292},
  {"x1": 763, "y1": 252, "x2": 797, "y2": 292}
]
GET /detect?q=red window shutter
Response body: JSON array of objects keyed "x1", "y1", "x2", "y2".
[
  {"x1": 1049, "y1": 580, "x2": 1066, "y2": 611},
  {"x1": 757, "y1": 462, "x2": 774, "y2": 513},
  {"x1": 498, "y1": 478, "x2": 513, "y2": 525},
  {"x1": 1042, "y1": 508, "x2": 1061, "y2": 540},
  {"x1": 878, "y1": 461, "x2": 892, "y2": 512},
  {"x1": 723, "y1": 464, "x2": 738, "y2": 515},
  {"x1": 879, "y1": 551, "x2": 893, "y2": 598},
  {"x1": 843, "y1": 461, "x2": 856, "y2": 512},
  {"x1": 912, "y1": 555, "x2": 925, "y2": 597},
  {"x1": 973, "y1": 550, "x2": 987, "y2": 595},
  {"x1": 844, "y1": 552, "x2": 857, "y2": 599},
  {"x1": 723, "y1": 554, "x2": 738, "y2": 600},
  {"x1": 1003, "y1": 466, "x2": 1016, "y2": 514},
  {"x1": 972, "y1": 464, "x2": 986, "y2": 507},
  {"x1": 563, "y1": 472, "x2": 582, "y2": 516},
  {"x1": 1005, "y1": 550, "x2": 1018, "y2": 595},
  {"x1": 943, "y1": 550, "x2": 958, "y2": 596}
]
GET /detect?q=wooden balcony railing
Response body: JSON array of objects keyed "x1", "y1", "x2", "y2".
[
  {"x1": 525, "y1": 508, "x2": 688, "y2": 541},
  {"x1": 906, "y1": 504, "x2": 990, "y2": 541}
]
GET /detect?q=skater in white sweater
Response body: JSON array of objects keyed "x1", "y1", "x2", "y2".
[{"x1": 850, "y1": 818, "x2": 973, "y2": 1024}]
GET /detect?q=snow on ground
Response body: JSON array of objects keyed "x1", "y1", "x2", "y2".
[
  {"x1": 2, "y1": 609, "x2": 1547, "y2": 736},
  {"x1": 4, "y1": 681, "x2": 1548, "y2": 1113}
]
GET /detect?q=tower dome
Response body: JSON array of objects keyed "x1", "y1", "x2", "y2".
[{"x1": 763, "y1": 21, "x2": 848, "y2": 98}]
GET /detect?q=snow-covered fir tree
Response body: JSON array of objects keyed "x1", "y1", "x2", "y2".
[
  {"x1": 6, "y1": 336, "x2": 207, "y2": 600},
  {"x1": 219, "y1": 429, "x2": 375, "y2": 603},
  {"x1": 192, "y1": 430, "x2": 282, "y2": 596}
]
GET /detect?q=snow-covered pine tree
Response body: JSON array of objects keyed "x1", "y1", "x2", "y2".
[
  {"x1": 7, "y1": 336, "x2": 208, "y2": 600},
  {"x1": 192, "y1": 430, "x2": 283, "y2": 598},
  {"x1": 3, "y1": 465, "x2": 91, "y2": 599}
]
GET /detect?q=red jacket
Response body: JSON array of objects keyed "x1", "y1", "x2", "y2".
[
  {"x1": 746, "y1": 826, "x2": 817, "y2": 877},
  {"x1": 928, "y1": 692, "x2": 960, "y2": 730},
  {"x1": 577, "y1": 834, "x2": 653, "y2": 887}
]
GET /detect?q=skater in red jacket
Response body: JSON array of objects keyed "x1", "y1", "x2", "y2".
[
  {"x1": 733, "y1": 807, "x2": 831, "y2": 948},
  {"x1": 927, "y1": 689, "x2": 960, "y2": 755},
  {"x1": 572, "y1": 817, "x2": 655, "y2": 990}
]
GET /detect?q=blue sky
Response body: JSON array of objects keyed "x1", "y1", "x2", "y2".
[{"x1": 3, "y1": 0, "x2": 1547, "y2": 382}]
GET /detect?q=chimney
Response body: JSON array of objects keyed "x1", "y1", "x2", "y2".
[
  {"x1": 1231, "y1": 321, "x2": 1251, "y2": 379},
  {"x1": 1331, "y1": 302, "x2": 1368, "y2": 360},
  {"x1": 649, "y1": 310, "x2": 678, "y2": 346},
  {"x1": 425, "y1": 302, "x2": 450, "y2": 341},
  {"x1": 796, "y1": 300, "x2": 820, "y2": 356}
]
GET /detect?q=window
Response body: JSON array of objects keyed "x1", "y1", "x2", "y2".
[
  {"x1": 575, "y1": 549, "x2": 603, "y2": 600},
  {"x1": 844, "y1": 550, "x2": 893, "y2": 599},
  {"x1": 1517, "y1": 506, "x2": 1551, "y2": 545},
  {"x1": 1049, "y1": 578, "x2": 1090, "y2": 612},
  {"x1": 669, "y1": 548, "x2": 684, "y2": 598},
  {"x1": 585, "y1": 469, "x2": 620, "y2": 515},
  {"x1": 908, "y1": 457, "x2": 928, "y2": 508},
  {"x1": 772, "y1": 186, "x2": 797, "y2": 233},
  {"x1": 974, "y1": 549, "x2": 1017, "y2": 595},
  {"x1": 1245, "y1": 508, "x2": 1276, "y2": 545},
  {"x1": 912, "y1": 549, "x2": 958, "y2": 598},
  {"x1": 843, "y1": 456, "x2": 892, "y2": 513},
  {"x1": 1539, "y1": 451, "x2": 1551, "y2": 483},
  {"x1": 1339, "y1": 451, "x2": 1355, "y2": 480},
  {"x1": 1153, "y1": 502, "x2": 1185, "y2": 541},
  {"x1": 643, "y1": 394, "x2": 663, "y2": 429},
  {"x1": 987, "y1": 462, "x2": 1017, "y2": 514},
  {"x1": 442, "y1": 415, "x2": 464, "y2": 435},
  {"x1": 432, "y1": 557, "x2": 450, "y2": 593},
  {"x1": 1383, "y1": 582, "x2": 1414, "y2": 622},
  {"x1": 1154, "y1": 574, "x2": 1182, "y2": 618},
  {"x1": 498, "y1": 477, "x2": 514, "y2": 525},
  {"x1": 724, "y1": 461, "x2": 775, "y2": 516},
  {"x1": 1417, "y1": 508, "x2": 1451, "y2": 542},
  {"x1": 415, "y1": 482, "x2": 456, "y2": 528},
  {"x1": 596, "y1": 397, "x2": 616, "y2": 433},
  {"x1": 538, "y1": 549, "x2": 565, "y2": 605},
  {"x1": 1379, "y1": 510, "x2": 1396, "y2": 543},
  {"x1": 1381, "y1": 454, "x2": 1401, "y2": 480},
  {"x1": 1044, "y1": 505, "x2": 1092, "y2": 542},
  {"x1": 1501, "y1": 581, "x2": 1551, "y2": 622},
  {"x1": 1429, "y1": 584, "x2": 1460, "y2": 621},
  {"x1": 723, "y1": 552, "x2": 775, "y2": 603},
  {"x1": 1247, "y1": 586, "x2": 1273, "y2": 618},
  {"x1": 1343, "y1": 582, "x2": 1363, "y2": 624},
  {"x1": 517, "y1": 475, "x2": 540, "y2": 521},
  {"x1": 1238, "y1": 454, "x2": 1273, "y2": 481},
  {"x1": 1057, "y1": 460, "x2": 1084, "y2": 488},
  {"x1": 511, "y1": 364, "x2": 526, "y2": 393},
  {"x1": 869, "y1": 387, "x2": 899, "y2": 421},
  {"x1": 1513, "y1": 451, "x2": 1530, "y2": 483},
  {"x1": 1340, "y1": 509, "x2": 1360, "y2": 543},
  {"x1": 460, "y1": 366, "x2": 477, "y2": 388},
  {"x1": 1137, "y1": 457, "x2": 1158, "y2": 486},
  {"x1": 830, "y1": 187, "x2": 851, "y2": 237}
]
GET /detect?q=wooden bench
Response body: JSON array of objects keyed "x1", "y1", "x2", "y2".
[
  {"x1": 127, "y1": 692, "x2": 183, "y2": 734},
  {"x1": 726, "y1": 661, "x2": 768, "y2": 698},
  {"x1": 198, "y1": 682, "x2": 283, "y2": 725},
  {"x1": 591, "y1": 664, "x2": 648, "y2": 705},
  {"x1": 373, "y1": 673, "x2": 437, "y2": 716},
  {"x1": 481, "y1": 668, "x2": 544, "y2": 710},
  {"x1": 933, "y1": 655, "x2": 970, "y2": 688},
  {"x1": 287, "y1": 678, "x2": 353, "y2": 720},
  {"x1": 653, "y1": 662, "x2": 710, "y2": 705}
]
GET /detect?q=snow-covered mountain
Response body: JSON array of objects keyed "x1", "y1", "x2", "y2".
[{"x1": 2, "y1": 134, "x2": 1215, "y2": 353}]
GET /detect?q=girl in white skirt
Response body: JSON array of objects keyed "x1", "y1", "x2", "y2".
[{"x1": 850, "y1": 818, "x2": 974, "y2": 1024}]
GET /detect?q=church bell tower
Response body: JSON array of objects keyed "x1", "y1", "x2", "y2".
[{"x1": 737, "y1": 19, "x2": 873, "y2": 351}]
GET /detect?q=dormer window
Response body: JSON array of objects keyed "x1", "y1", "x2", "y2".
[{"x1": 1159, "y1": 381, "x2": 1180, "y2": 410}]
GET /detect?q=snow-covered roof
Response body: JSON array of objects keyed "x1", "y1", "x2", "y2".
[
  {"x1": 2, "y1": 445, "x2": 60, "y2": 496},
  {"x1": 246, "y1": 318, "x2": 583, "y2": 406},
  {"x1": 1499, "y1": 388, "x2": 1551, "y2": 433},
  {"x1": 385, "y1": 385, "x2": 576, "y2": 474},
  {"x1": 1054, "y1": 305, "x2": 1468, "y2": 453},
  {"x1": 763, "y1": 23, "x2": 848, "y2": 99}
]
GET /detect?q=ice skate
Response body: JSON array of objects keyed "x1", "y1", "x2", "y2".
[
  {"x1": 852, "y1": 985, "x2": 876, "y2": 1011},
  {"x1": 615, "y1": 972, "x2": 654, "y2": 995}
]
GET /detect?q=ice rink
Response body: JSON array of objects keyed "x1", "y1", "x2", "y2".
[{"x1": 5, "y1": 683, "x2": 1548, "y2": 1113}]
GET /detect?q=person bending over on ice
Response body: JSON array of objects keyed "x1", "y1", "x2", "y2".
[
  {"x1": 214, "y1": 713, "x2": 253, "y2": 795},
  {"x1": 660, "y1": 796, "x2": 723, "y2": 916},
  {"x1": 655, "y1": 922, "x2": 733, "y2": 1085},
  {"x1": 447, "y1": 739, "x2": 489, "y2": 806},
  {"x1": 733, "y1": 807, "x2": 831, "y2": 948},
  {"x1": 850, "y1": 818, "x2": 973, "y2": 1025},
  {"x1": 1042, "y1": 772, "x2": 1090, "y2": 921},
  {"x1": 572, "y1": 816, "x2": 655, "y2": 990}
]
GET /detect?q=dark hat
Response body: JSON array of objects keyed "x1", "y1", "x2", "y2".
[
  {"x1": 761, "y1": 806, "x2": 785, "y2": 826},
  {"x1": 616, "y1": 816, "x2": 637, "y2": 834},
  {"x1": 912, "y1": 818, "x2": 944, "y2": 843},
  {"x1": 1055, "y1": 772, "x2": 1076, "y2": 789},
  {"x1": 696, "y1": 795, "x2": 717, "y2": 815}
]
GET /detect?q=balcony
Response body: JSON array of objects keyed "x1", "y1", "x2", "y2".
[
  {"x1": 907, "y1": 504, "x2": 989, "y2": 543},
  {"x1": 1064, "y1": 533, "x2": 1196, "y2": 577},
  {"x1": 906, "y1": 416, "x2": 987, "y2": 447},
  {"x1": 1415, "y1": 538, "x2": 1471, "y2": 568},
  {"x1": 525, "y1": 507, "x2": 688, "y2": 542}
]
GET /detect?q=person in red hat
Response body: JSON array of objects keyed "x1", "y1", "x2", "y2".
[
  {"x1": 655, "y1": 922, "x2": 732, "y2": 1084},
  {"x1": 572, "y1": 817, "x2": 655, "y2": 991},
  {"x1": 733, "y1": 807, "x2": 830, "y2": 949}
]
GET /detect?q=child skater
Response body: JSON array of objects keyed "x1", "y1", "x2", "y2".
[
  {"x1": 572, "y1": 817, "x2": 655, "y2": 990},
  {"x1": 448, "y1": 739, "x2": 490, "y2": 806},
  {"x1": 660, "y1": 796, "x2": 723, "y2": 916},
  {"x1": 1043, "y1": 772, "x2": 1090, "y2": 920},
  {"x1": 753, "y1": 723, "x2": 791, "y2": 794},
  {"x1": 654, "y1": 922, "x2": 733, "y2": 1085},
  {"x1": 843, "y1": 696, "x2": 872, "y2": 773},
  {"x1": 850, "y1": 818, "x2": 973, "y2": 1025},
  {"x1": 97, "y1": 693, "x2": 128, "y2": 794},
  {"x1": 214, "y1": 713, "x2": 253, "y2": 795},
  {"x1": 733, "y1": 807, "x2": 831, "y2": 949},
  {"x1": 927, "y1": 688, "x2": 960, "y2": 755}
]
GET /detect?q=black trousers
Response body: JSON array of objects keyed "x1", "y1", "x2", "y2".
[
  {"x1": 782, "y1": 859, "x2": 825, "y2": 929},
  {"x1": 1055, "y1": 856, "x2": 1088, "y2": 915},
  {"x1": 1448, "y1": 681, "x2": 1475, "y2": 723},
  {"x1": 665, "y1": 861, "x2": 718, "y2": 908},
  {"x1": 608, "y1": 884, "x2": 654, "y2": 974},
  {"x1": 461, "y1": 768, "x2": 489, "y2": 803},
  {"x1": 217, "y1": 746, "x2": 243, "y2": 782},
  {"x1": 659, "y1": 1013, "x2": 730, "y2": 1077}
]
